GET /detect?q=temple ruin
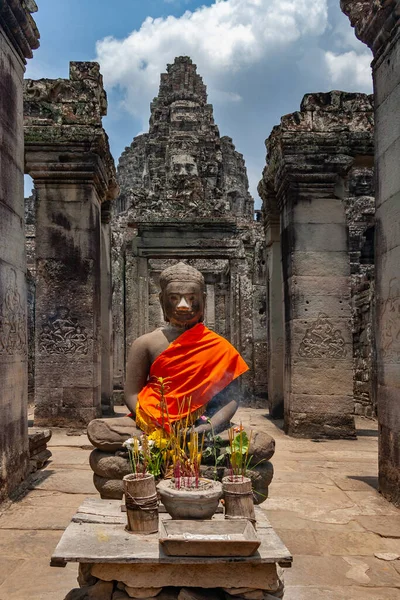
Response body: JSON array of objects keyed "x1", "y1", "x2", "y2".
[
  {"x1": 2, "y1": 10, "x2": 400, "y2": 596},
  {"x1": 112, "y1": 57, "x2": 267, "y2": 405}
]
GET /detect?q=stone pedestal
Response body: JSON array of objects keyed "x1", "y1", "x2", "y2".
[
  {"x1": 0, "y1": 0, "x2": 39, "y2": 502},
  {"x1": 341, "y1": 0, "x2": 400, "y2": 505},
  {"x1": 24, "y1": 62, "x2": 118, "y2": 427},
  {"x1": 52, "y1": 498, "x2": 291, "y2": 600}
]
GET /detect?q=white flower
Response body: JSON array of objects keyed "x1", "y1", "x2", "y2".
[{"x1": 123, "y1": 437, "x2": 134, "y2": 448}]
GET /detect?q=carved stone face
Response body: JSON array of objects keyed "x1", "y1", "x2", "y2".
[
  {"x1": 348, "y1": 167, "x2": 374, "y2": 197},
  {"x1": 170, "y1": 154, "x2": 198, "y2": 178},
  {"x1": 160, "y1": 281, "x2": 205, "y2": 327}
]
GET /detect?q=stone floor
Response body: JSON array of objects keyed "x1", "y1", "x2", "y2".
[{"x1": 0, "y1": 408, "x2": 399, "y2": 600}]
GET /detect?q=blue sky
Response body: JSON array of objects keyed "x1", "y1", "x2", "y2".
[{"x1": 26, "y1": 0, "x2": 372, "y2": 206}]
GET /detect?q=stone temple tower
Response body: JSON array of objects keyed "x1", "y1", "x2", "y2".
[
  {"x1": 112, "y1": 57, "x2": 267, "y2": 405},
  {"x1": 116, "y1": 56, "x2": 254, "y2": 220}
]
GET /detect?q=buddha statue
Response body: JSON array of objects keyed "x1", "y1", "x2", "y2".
[
  {"x1": 88, "y1": 262, "x2": 247, "y2": 450},
  {"x1": 87, "y1": 262, "x2": 275, "y2": 500}
]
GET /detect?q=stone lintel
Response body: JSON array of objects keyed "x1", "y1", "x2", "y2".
[
  {"x1": 0, "y1": 0, "x2": 39, "y2": 63},
  {"x1": 341, "y1": 0, "x2": 400, "y2": 58},
  {"x1": 25, "y1": 138, "x2": 118, "y2": 203}
]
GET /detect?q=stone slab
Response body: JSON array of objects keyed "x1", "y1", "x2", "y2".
[
  {"x1": 0, "y1": 558, "x2": 24, "y2": 586},
  {"x1": 0, "y1": 529, "x2": 66, "y2": 560},
  {"x1": 91, "y1": 562, "x2": 280, "y2": 590},
  {"x1": 284, "y1": 586, "x2": 400, "y2": 600},
  {"x1": 49, "y1": 446, "x2": 92, "y2": 466},
  {"x1": 0, "y1": 558, "x2": 78, "y2": 600},
  {"x1": 28, "y1": 468, "x2": 97, "y2": 494},
  {"x1": 283, "y1": 555, "x2": 400, "y2": 587},
  {"x1": 355, "y1": 515, "x2": 400, "y2": 538}
]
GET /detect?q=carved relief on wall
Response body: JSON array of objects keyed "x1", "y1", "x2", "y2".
[
  {"x1": 39, "y1": 307, "x2": 88, "y2": 356},
  {"x1": 381, "y1": 278, "x2": 400, "y2": 362},
  {"x1": 0, "y1": 269, "x2": 27, "y2": 357},
  {"x1": 298, "y1": 313, "x2": 347, "y2": 359}
]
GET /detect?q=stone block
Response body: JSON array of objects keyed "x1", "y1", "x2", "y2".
[
  {"x1": 377, "y1": 136, "x2": 400, "y2": 206},
  {"x1": 90, "y1": 450, "x2": 131, "y2": 479},
  {"x1": 91, "y1": 563, "x2": 279, "y2": 590},
  {"x1": 290, "y1": 365, "x2": 353, "y2": 396},
  {"x1": 291, "y1": 223, "x2": 348, "y2": 253},
  {"x1": 289, "y1": 251, "x2": 350, "y2": 278},
  {"x1": 289, "y1": 198, "x2": 347, "y2": 224},
  {"x1": 287, "y1": 275, "x2": 351, "y2": 298},
  {"x1": 93, "y1": 474, "x2": 124, "y2": 499},
  {"x1": 375, "y1": 192, "x2": 400, "y2": 256},
  {"x1": 288, "y1": 394, "x2": 354, "y2": 415},
  {"x1": 28, "y1": 428, "x2": 52, "y2": 451},
  {"x1": 124, "y1": 587, "x2": 163, "y2": 598},
  {"x1": 290, "y1": 294, "x2": 351, "y2": 320},
  {"x1": 374, "y1": 40, "x2": 400, "y2": 107},
  {"x1": 375, "y1": 81, "x2": 400, "y2": 159},
  {"x1": 286, "y1": 411, "x2": 356, "y2": 439}
]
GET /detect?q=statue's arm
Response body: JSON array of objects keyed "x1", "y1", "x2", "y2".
[
  {"x1": 193, "y1": 378, "x2": 240, "y2": 434},
  {"x1": 124, "y1": 336, "x2": 151, "y2": 417}
]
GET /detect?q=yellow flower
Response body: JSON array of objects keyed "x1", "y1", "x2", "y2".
[{"x1": 148, "y1": 429, "x2": 169, "y2": 449}]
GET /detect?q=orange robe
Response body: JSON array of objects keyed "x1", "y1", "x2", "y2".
[{"x1": 136, "y1": 323, "x2": 249, "y2": 433}]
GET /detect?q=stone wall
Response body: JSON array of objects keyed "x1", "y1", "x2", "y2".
[
  {"x1": 0, "y1": 0, "x2": 39, "y2": 502},
  {"x1": 341, "y1": 0, "x2": 400, "y2": 506},
  {"x1": 113, "y1": 57, "x2": 267, "y2": 404}
]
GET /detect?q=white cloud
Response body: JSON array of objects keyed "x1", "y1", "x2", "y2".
[
  {"x1": 325, "y1": 50, "x2": 372, "y2": 92},
  {"x1": 96, "y1": 0, "x2": 328, "y2": 122},
  {"x1": 95, "y1": 0, "x2": 372, "y2": 204}
]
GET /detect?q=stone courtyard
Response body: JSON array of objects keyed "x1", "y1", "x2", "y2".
[{"x1": 0, "y1": 408, "x2": 399, "y2": 600}]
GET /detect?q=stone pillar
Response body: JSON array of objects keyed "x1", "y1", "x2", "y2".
[
  {"x1": 111, "y1": 221, "x2": 127, "y2": 391},
  {"x1": 101, "y1": 202, "x2": 113, "y2": 415},
  {"x1": 24, "y1": 62, "x2": 118, "y2": 427},
  {"x1": 0, "y1": 1, "x2": 39, "y2": 501},
  {"x1": 260, "y1": 92, "x2": 374, "y2": 438},
  {"x1": 258, "y1": 180, "x2": 284, "y2": 417},
  {"x1": 341, "y1": 0, "x2": 400, "y2": 505}
]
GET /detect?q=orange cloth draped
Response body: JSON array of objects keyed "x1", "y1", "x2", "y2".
[{"x1": 136, "y1": 323, "x2": 249, "y2": 433}]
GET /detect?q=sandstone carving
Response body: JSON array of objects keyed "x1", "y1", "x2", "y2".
[
  {"x1": 381, "y1": 278, "x2": 400, "y2": 362},
  {"x1": 0, "y1": 268, "x2": 27, "y2": 356},
  {"x1": 39, "y1": 307, "x2": 88, "y2": 356},
  {"x1": 299, "y1": 313, "x2": 347, "y2": 359}
]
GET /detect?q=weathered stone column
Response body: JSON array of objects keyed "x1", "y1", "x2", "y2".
[
  {"x1": 341, "y1": 0, "x2": 400, "y2": 505},
  {"x1": 24, "y1": 62, "x2": 117, "y2": 427},
  {"x1": 0, "y1": 1, "x2": 39, "y2": 502},
  {"x1": 261, "y1": 92, "x2": 374, "y2": 438},
  {"x1": 101, "y1": 202, "x2": 113, "y2": 415},
  {"x1": 258, "y1": 183, "x2": 284, "y2": 418}
]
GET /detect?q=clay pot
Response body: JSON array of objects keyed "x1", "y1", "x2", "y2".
[
  {"x1": 222, "y1": 475, "x2": 256, "y2": 525},
  {"x1": 123, "y1": 473, "x2": 159, "y2": 534},
  {"x1": 157, "y1": 478, "x2": 222, "y2": 520}
]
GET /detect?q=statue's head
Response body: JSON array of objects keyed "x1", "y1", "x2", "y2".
[
  {"x1": 349, "y1": 167, "x2": 374, "y2": 197},
  {"x1": 170, "y1": 154, "x2": 198, "y2": 178},
  {"x1": 159, "y1": 262, "x2": 206, "y2": 328}
]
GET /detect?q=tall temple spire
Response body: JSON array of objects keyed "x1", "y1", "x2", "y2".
[{"x1": 117, "y1": 57, "x2": 253, "y2": 221}]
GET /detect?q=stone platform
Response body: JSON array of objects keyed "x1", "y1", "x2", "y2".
[{"x1": 52, "y1": 498, "x2": 292, "y2": 600}]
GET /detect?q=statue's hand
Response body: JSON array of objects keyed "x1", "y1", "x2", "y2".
[{"x1": 191, "y1": 423, "x2": 211, "y2": 435}]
